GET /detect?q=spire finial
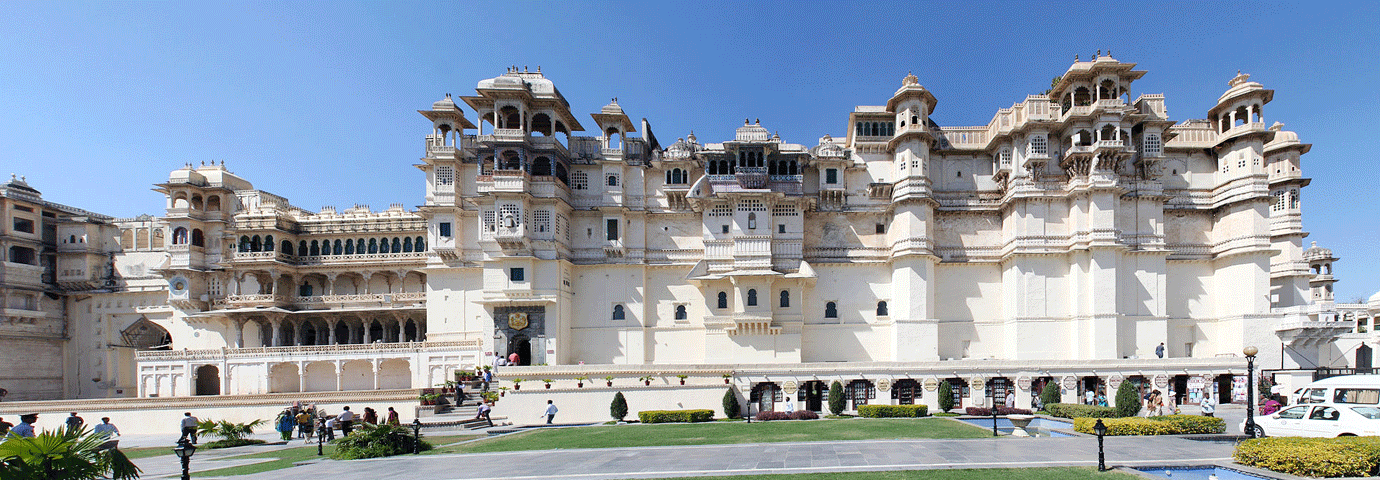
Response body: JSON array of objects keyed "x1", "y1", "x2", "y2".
[
  {"x1": 1075, "y1": 54, "x2": 1079, "y2": 62},
  {"x1": 1096, "y1": 49, "x2": 1101, "y2": 57}
]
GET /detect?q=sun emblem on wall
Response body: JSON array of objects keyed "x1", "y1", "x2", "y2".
[{"x1": 507, "y1": 312, "x2": 529, "y2": 330}]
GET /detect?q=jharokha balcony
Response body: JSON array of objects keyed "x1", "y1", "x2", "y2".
[{"x1": 212, "y1": 292, "x2": 426, "y2": 310}]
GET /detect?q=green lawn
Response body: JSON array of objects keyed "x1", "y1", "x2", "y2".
[
  {"x1": 661, "y1": 467, "x2": 1137, "y2": 480},
  {"x1": 428, "y1": 417, "x2": 990, "y2": 455},
  {"x1": 121, "y1": 446, "x2": 175, "y2": 459},
  {"x1": 193, "y1": 435, "x2": 475, "y2": 477}
]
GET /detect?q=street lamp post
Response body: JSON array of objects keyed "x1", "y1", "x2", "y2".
[
  {"x1": 412, "y1": 418, "x2": 423, "y2": 454},
  {"x1": 990, "y1": 382, "x2": 999, "y2": 437},
  {"x1": 1244, "y1": 345, "x2": 1259, "y2": 438},
  {"x1": 1093, "y1": 418, "x2": 1108, "y2": 471},
  {"x1": 317, "y1": 418, "x2": 325, "y2": 456},
  {"x1": 172, "y1": 439, "x2": 197, "y2": 480}
]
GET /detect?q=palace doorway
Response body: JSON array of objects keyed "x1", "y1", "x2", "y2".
[{"x1": 508, "y1": 335, "x2": 532, "y2": 366}]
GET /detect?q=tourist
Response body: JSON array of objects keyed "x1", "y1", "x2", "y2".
[
  {"x1": 296, "y1": 409, "x2": 313, "y2": 439},
  {"x1": 455, "y1": 380, "x2": 466, "y2": 407},
  {"x1": 0, "y1": 416, "x2": 12, "y2": 436},
  {"x1": 1004, "y1": 391, "x2": 1016, "y2": 409},
  {"x1": 363, "y1": 407, "x2": 378, "y2": 425},
  {"x1": 386, "y1": 407, "x2": 400, "y2": 426},
  {"x1": 337, "y1": 407, "x2": 355, "y2": 436},
  {"x1": 11, "y1": 414, "x2": 38, "y2": 438},
  {"x1": 476, "y1": 402, "x2": 493, "y2": 427},
  {"x1": 542, "y1": 399, "x2": 558, "y2": 424},
  {"x1": 322, "y1": 415, "x2": 336, "y2": 441},
  {"x1": 1096, "y1": 389, "x2": 1108, "y2": 407},
  {"x1": 276, "y1": 409, "x2": 295, "y2": 441},
  {"x1": 1167, "y1": 387, "x2": 1178, "y2": 413},
  {"x1": 179, "y1": 412, "x2": 200, "y2": 444},
  {"x1": 66, "y1": 412, "x2": 85, "y2": 431},
  {"x1": 1200, "y1": 395, "x2": 1216, "y2": 417},
  {"x1": 1084, "y1": 389, "x2": 1095, "y2": 405},
  {"x1": 93, "y1": 417, "x2": 120, "y2": 440},
  {"x1": 483, "y1": 368, "x2": 493, "y2": 392},
  {"x1": 1156, "y1": 342, "x2": 1165, "y2": 358},
  {"x1": 1260, "y1": 395, "x2": 1282, "y2": 415},
  {"x1": 508, "y1": 352, "x2": 520, "y2": 365},
  {"x1": 492, "y1": 355, "x2": 504, "y2": 370},
  {"x1": 784, "y1": 397, "x2": 795, "y2": 414}
]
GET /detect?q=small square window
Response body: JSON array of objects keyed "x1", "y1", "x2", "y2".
[
  {"x1": 826, "y1": 168, "x2": 838, "y2": 184},
  {"x1": 510, "y1": 268, "x2": 524, "y2": 282},
  {"x1": 875, "y1": 223, "x2": 886, "y2": 234},
  {"x1": 721, "y1": 225, "x2": 729, "y2": 234},
  {"x1": 778, "y1": 224, "x2": 785, "y2": 234},
  {"x1": 438, "y1": 222, "x2": 452, "y2": 237}
]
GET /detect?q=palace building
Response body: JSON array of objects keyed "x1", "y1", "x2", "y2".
[{"x1": 5, "y1": 56, "x2": 1376, "y2": 419}]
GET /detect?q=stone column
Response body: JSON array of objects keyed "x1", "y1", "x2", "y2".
[
  {"x1": 232, "y1": 317, "x2": 246, "y2": 348},
  {"x1": 325, "y1": 272, "x2": 338, "y2": 296},
  {"x1": 372, "y1": 359, "x2": 381, "y2": 390},
  {"x1": 334, "y1": 360, "x2": 343, "y2": 391},
  {"x1": 298, "y1": 362, "x2": 307, "y2": 392},
  {"x1": 327, "y1": 316, "x2": 338, "y2": 345},
  {"x1": 363, "y1": 319, "x2": 373, "y2": 344},
  {"x1": 270, "y1": 317, "x2": 282, "y2": 347}
]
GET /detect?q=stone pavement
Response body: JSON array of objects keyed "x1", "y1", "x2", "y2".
[{"x1": 218, "y1": 433, "x2": 1238, "y2": 480}]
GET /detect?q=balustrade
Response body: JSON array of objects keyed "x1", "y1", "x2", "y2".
[{"x1": 133, "y1": 339, "x2": 482, "y2": 361}]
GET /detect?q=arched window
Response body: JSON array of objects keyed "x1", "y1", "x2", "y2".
[
  {"x1": 403, "y1": 237, "x2": 413, "y2": 252},
  {"x1": 748, "y1": 212, "x2": 757, "y2": 230},
  {"x1": 825, "y1": 301, "x2": 838, "y2": 318},
  {"x1": 876, "y1": 301, "x2": 888, "y2": 316},
  {"x1": 747, "y1": 289, "x2": 758, "y2": 306},
  {"x1": 500, "y1": 150, "x2": 522, "y2": 170},
  {"x1": 281, "y1": 240, "x2": 292, "y2": 254},
  {"x1": 391, "y1": 237, "x2": 401, "y2": 253},
  {"x1": 532, "y1": 157, "x2": 552, "y2": 176},
  {"x1": 356, "y1": 239, "x2": 365, "y2": 254},
  {"x1": 191, "y1": 229, "x2": 204, "y2": 247},
  {"x1": 251, "y1": 235, "x2": 262, "y2": 251},
  {"x1": 415, "y1": 236, "x2": 425, "y2": 251},
  {"x1": 298, "y1": 241, "x2": 308, "y2": 257},
  {"x1": 309, "y1": 240, "x2": 320, "y2": 256},
  {"x1": 299, "y1": 282, "x2": 312, "y2": 297},
  {"x1": 612, "y1": 304, "x2": 625, "y2": 320},
  {"x1": 173, "y1": 227, "x2": 188, "y2": 245},
  {"x1": 368, "y1": 239, "x2": 378, "y2": 254},
  {"x1": 332, "y1": 239, "x2": 342, "y2": 255},
  {"x1": 379, "y1": 238, "x2": 390, "y2": 254},
  {"x1": 606, "y1": 174, "x2": 619, "y2": 187},
  {"x1": 780, "y1": 290, "x2": 790, "y2": 308},
  {"x1": 675, "y1": 305, "x2": 687, "y2": 320},
  {"x1": 265, "y1": 235, "x2": 274, "y2": 251},
  {"x1": 344, "y1": 239, "x2": 354, "y2": 255},
  {"x1": 717, "y1": 292, "x2": 728, "y2": 309}
]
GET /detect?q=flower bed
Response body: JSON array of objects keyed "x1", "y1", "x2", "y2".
[
  {"x1": 1044, "y1": 403, "x2": 1120, "y2": 418},
  {"x1": 857, "y1": 405, "x2": 929, "y2": 418},
  {"x1": 964, "y1": 406, "x2": 1032, "y2": 416},
  {"x1": 754, "y1": 410, "x2": 819, "y2": 421},
  {"x1": 1235, "y1": 436, "x2": 1380, "y2": 478},
  {"x1": 1072, "y1": 415, "x2": 1224, "y2": 436},
  {"x1": 637, "y1": 409, "x2": 715, "y2": 424}
]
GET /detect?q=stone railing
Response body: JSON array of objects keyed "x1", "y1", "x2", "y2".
[
  {"x1": 135, "y1": 340, "x2": 482, "y2": 361},
  {"x1": 1217, "y1": 121, "x2": 1266, "y2": 143},
  {"x1": 290, "y1": 291, "x2": 426, "y2": 306}
]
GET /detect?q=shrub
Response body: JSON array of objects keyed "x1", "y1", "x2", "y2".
[
  {"x1": 1040, "y1": 382, "x2": 1061, "y2": 408},
  {"x1": 722, "y1": 388, "x2": 740, "y2": 419},
  {"x1": 637, "y1": 409, "x2": 715, "y2": 424},
  {"x1": 202, "y1": 438, "x2": 267, "y2": 449},
  {"x1": 828, "y1": 381, "x2": 845, "y2": 415},
  {"x1": 1114, "y1": 381, "x2": 1139, "y2": 418},
  {"x1": 610, "y1": 391, "x2": 628, "y2": 421},
  {"x1": 755, "y1": 411, "x2": 792, "y2": 421},
  {"x1": 1235, "y1": 437, "x2": 1380, "y2": 478},
  {"x1": 937, "y1": 381, "x2": 954, "y2": 413},
  {"x1": 857, "y1": 405, "x2": 929, "y2": 418},
  {"x1": 1071, "y1": 415, "x2": 1224, "y2": 436},
  {"x1": 330, "y1": 424, "x2": 431, "y2": 460},
  {"x1": 196, "y1": 419, "x2": 265, "y2": 443},
  {"x1": 964, "y1": 406, "x2": 1032, "y2": 416},
  {"x1": 1045, "y1": 403, "x2": 1120, "y2": 419},
  {"x1": 790, "y1": 410, "x2": 819, "y2": 420}
]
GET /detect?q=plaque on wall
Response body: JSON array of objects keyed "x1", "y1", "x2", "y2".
[
  {"x1": 875, "y1": 378, "x2": 891, "y2": 392},
  {"x1": 1107, "y1": 375, "x2": 1124, "y2": 389},
  {"x1": 1016, "y1": 376, "x2": 1031, "y2": 391},
  {"x1": 969, "y1": 377, "x2": 984, "y2": 390},
  {"x1": 783, "y1": 380, "x2": 798, "y2": 395},
  {"x1": 1153, "y1": 374, "x2": 1168, "y2": 388},
  {"x1": 1061, "y1": 376, "x2": 1077, "y2": 390},
  {"x1": 508, "y1": 312, "x2": 529, "y2": 330},
  {"x1": 923, "y1": 378, "x2": 938, "y2": 391}
]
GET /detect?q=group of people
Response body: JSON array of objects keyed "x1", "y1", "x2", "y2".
[
  {"x1": 1141, "y1": 389, "x2": 1177, "y2": 416},
  {"x1": 1, "y1": 412, "x2": 120, "y2": 442},
  {"x1": 273, "y1": 404, "x2": 404, "y2": 442},
  {"x1": 1082, "y1": 388, "x2": 1110, "y2": 407}
]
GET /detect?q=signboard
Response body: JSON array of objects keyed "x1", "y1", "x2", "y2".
[
  {"x1": 1153, "y1": 374, "x2": 1168, "y2": 388},
  {"x1": 783, "y1": 380, "x2": 798, "y2": 395},
  {"x1": 1107, "y1": 375, "x2": 1123, "y2": 389},
  {"x1": 875, "y1": 378, "x2": 891, "y2": 392},
  {"x1": 1016, "y1": 376, "x2": 1031, "y2": 391},
  {"x1": 1062, "y1": 376, "x2": 1077, "y2": 390},
  {"x1": 923, "y1": 378, "x2": 938, "y2": 391}
]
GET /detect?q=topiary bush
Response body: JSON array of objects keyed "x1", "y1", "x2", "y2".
[
  {"x1": 828, "y1": 381, "x2": 845, "y2": 415},
  {"x1": 637, "y1": 409, "x2": 715, "y2": 424},
  {"x1": 202, "y1": 438, "x2": 267, "y2": 449},
  {"x1": 1040, "y1": 382, "x2": 1061, "y2": 408},
  {"x1": 964, "y1": 406, "x2": 1032, "y2": 416},
  {"x1": 1235, "y1": 437, "x2": 1380, "y2": 478},
  {"x1": 330, "y1": 424, "x2": 431, "y2": 460},
  {"x1": 857, "y1": 405, "x2": 929, "y2": 418},
  {"x1": 1071, "y1": 415, "x2": 1224, "y2": 436},
  {"x1": 1044, "y1": 403, "x2": 1121, "y2": 419},
  {"x1": 611, "y1": 391, "x2": 628, "y2": 421},
  {"x1": 937, "y1": 381, "x2": 954, "y2": 413},
  {"x1": 790, "y1": 410, "x2": 819, "y2": 420},
  {"x1": 722, "y1": 388, "x2": 740, "y2": 419},
  {"x1": 1114, "y1": 381, "x2": 1140, "y2": 418}
]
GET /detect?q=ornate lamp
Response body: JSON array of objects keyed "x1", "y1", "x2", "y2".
[
  {"x1": 1244, "y1": 345, "x2": 1259, "y2": 438},
  {"x1": 173, "y1": 439, "x2": 197, "y2": 480},
  {"x1": 1093, "y1": 418, "x2": 1108, "y2": 471}
]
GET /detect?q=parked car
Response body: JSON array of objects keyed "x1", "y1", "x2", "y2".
[
  {"x1": 1291, "y1": 375, "x2": 1380, "y2": 406},
  {"x1": 1241, "y1": 402, "x2": 1380, "y2": 437}
]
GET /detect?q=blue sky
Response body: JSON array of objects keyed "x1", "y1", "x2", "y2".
[{"x1": 2, "y1": 1, "x2": 1377, "y2": 301}]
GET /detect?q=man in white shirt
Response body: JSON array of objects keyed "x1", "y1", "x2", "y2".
[
  {"x1": 323, "y1": 415, "x2": 336, "y2": 441},
  {"x1": 178, "y1": 412, "x2": 199, "y2": 444},
  {"x1": 542, "y1": 400, "x2": 558, "y2": 424},
  {"x1": 1200, "y1": 395, "x2": 1216, "y2": 417},
  {"x1": 337, "y1": 407, "x2": 355, "y2": 436},
  {"x1": 1085, "y1": 389, "x2": 1095, "y2": 405},
  {"x1": 10, "y1": 414, "x2": 37, "y2": 438},
  {"x1": 93, "y1": 417, "x2": 120, "y2": 439}
]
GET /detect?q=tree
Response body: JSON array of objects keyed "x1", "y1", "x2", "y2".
[
  {"x1": 1114, "y1": 381, "x2": 1140, "y2": 418},
  {"x1": 1040, "y1": 382, "x2": 1062, "y2": 409},
  {"x1": 828, "y1": 380, "x2": 845, "y2": 416},
  {"x1": 610, "y1": 391, "x2": 628, "y2": 422},
  {"x1": 937, "y1": 380, "x2": 955, "y2": 413},
  {"x1": 0, "y1": 426, "x2": 141, "y2": 480},
  {"x1": 721, "y1": 388, "x2": 740, "y2": 419}
]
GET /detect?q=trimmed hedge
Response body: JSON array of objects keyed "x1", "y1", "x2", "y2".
[
  {"x1": 1045, "y1": 403, "x2": 1120, "y2": 419},
  {"x1": 1235, "y1": 437, "x2": 1380, "y2": 478},
  {"x1": 964, "y1": 406, "x2": 1032, "y2": 416},
  {"x1": 1072, "y1": 415, "x2": 1225, "y2": 436},
  {"x1": 857, "y1": 404, "x2": 929, "y2": 418},
  {"x1": 637, "y1": 409, "x2": 715, "y2": 424},
  {"x1": 755, "y1": 410, "x2": 820, "y2": 421}
]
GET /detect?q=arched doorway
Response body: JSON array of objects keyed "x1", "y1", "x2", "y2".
[
  {"x1": 752, "y1": 382, "x2": 782, "y2": 412},
  {"x1": 195, "y1": 365, "x2": 220, "y2": 396},
  {"x1": 798, "y1": 380, "x2": 826, "y2": 412},
  {"x1": 508, "y1": 335, "x2": 532, "y2": 366},
  {"x1": 1359, "y1": 345, "x2": 1374, "y2": 373},
  {"x1": 892, "y1": 379, "x2": 921, "y2": 405}
]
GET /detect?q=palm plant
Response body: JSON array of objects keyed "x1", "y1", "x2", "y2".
[
  {"x1": 197, "y1": 418, "x2": 265, "y2": 442},
  {"x1": 0, "y1": 425, "x2": 141, "y2": 480}
]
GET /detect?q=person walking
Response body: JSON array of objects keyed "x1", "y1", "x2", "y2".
[
  {"x1": 541, "y1": 399, "x2": 558, "y2": 424},
  {"x1": 492, "y1": 354, "x2": 504, "y2": 370},
  {"x1": 475, "y1": 402, "x2": 493, "y2": 427},
  {"x1": 296, "y1": 409, "x2": 313, "y2": 439},
  {"x1": 1199, "y1": 394, "x2": 1216, "y2": 417},
  {"x1": 455, "y1": 380, "x2": 466, "y2": 407},
  {"x1": 784, "y1": 397, "x2": 796, "y2": 414},
  {"x1": 322, "y1": 415, "x2": 336, "y2": 441},
  {"x1": 1167, "y1": 387, "x2": 1179, "y2": 414},
  {"x1": 1096, "y1": 389, "x2": 1109, "y2": 407},
  {"x1": 11, "y1": 414, "x2": 38, "y2": 438},
  {"x1": 386, "y1": 407, "x2": 400, "y2": 426},
  {"x1": 179, "y1": 412, "x2": 200, "y2": 444},
  {"x1": 508, "y1": 352, "x2": 520, "y2": 366},
  {"x1": 1004, "y1": 391, "x2": 1016, "y2": 409},
  {"x1": 275, "y1": 409, "x2": 295, "y2": 441},
  {"x1": 1156, "y1": 342, "x2": 1166, "y2": 358},
  {"x1": 362, "y1": 407, "x2": 378, "y2": 425},
  {"x1": 93, "y1": 417, "x2": 120, "y2": 440},
  {"x1": 1084, "y1": 389, "x2": 1095, "y2": 405},
  {"x1": 336, "y1": 407, "x2": 355, "y2": 436},
  {"x1": 65, "y1": 412, "x2": 85, "y2": 431},
  {"x1": 483, "y1": 368, "x2": 493, "y2": 392}
]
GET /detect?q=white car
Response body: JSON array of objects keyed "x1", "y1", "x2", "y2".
[{"x1": 1241, "y1": 402, "x2": 1380, "y2": 437}]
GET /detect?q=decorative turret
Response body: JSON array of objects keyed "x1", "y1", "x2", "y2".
[
  {"x1": 591, "y1": 98, "x2": 636, "y2": 151},
  {"x1": 1208, "y1": 71, "x2": 1274, "y2": 141},
  {"x1": 1304, "y1": 241, "x2": 1339, "y2": 303},
  {"x1": 418, "y1": 93, "x2": 476, "y2": 156}
]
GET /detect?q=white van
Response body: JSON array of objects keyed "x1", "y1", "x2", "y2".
[{"x1": 1293, "y1": 375, "x2": 1380, "y2": 406}]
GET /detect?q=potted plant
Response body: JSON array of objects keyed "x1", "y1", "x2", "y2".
[
  {"x1": 575, "y1": 376, "x2": 589, "y2": 388},
  {"x1": 511, "y1": 378, "x2": 524, "y2": 390},
  {"x1": 542, "y1": 379, "x2": 554, "y2": 389},
  {"x1": 498, "y1": 386, "x2": 509, "y2": 397},
  {"x1": 418, "y1": 393, "x2": 438, "y2": 406},
  {"x1": 639, "y1": 375, "x2": 655, "y2": 386},
  {"x1": 722, "y1": 373, "x2": 733, "y2": 384},
  {"x1": 437, "y1": 380, "x2": 457, "y2": 393},
  {"x1": 605, "y1": 375, "x2": 615, "y2": 387},
  {"x1": 676, "y1": 374, "x2": 688, "y2": 385}
]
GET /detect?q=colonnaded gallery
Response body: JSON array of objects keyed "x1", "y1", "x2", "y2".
[{"x1": 4, "y1": 55, "x2": 1377, "y2": 417}]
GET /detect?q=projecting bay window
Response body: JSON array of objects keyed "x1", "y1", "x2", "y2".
[
  {"x1": 606, "y1": 219, "x2": 619, "y2": 241},
  {"x1": 825, "y1": 168, "x2": 838, "y2": 185},
  {"x1": 438, "y1": 222, "x2": 452, "y2": 238}
]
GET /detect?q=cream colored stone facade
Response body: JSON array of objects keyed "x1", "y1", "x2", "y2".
[{"x1": 4, "y1": 57, "x2": 1375, "y2": 418}]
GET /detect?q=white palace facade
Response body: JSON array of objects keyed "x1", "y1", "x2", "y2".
[{"x1": 5, "y1": 56, "x2": 1377, "y2": 416}]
